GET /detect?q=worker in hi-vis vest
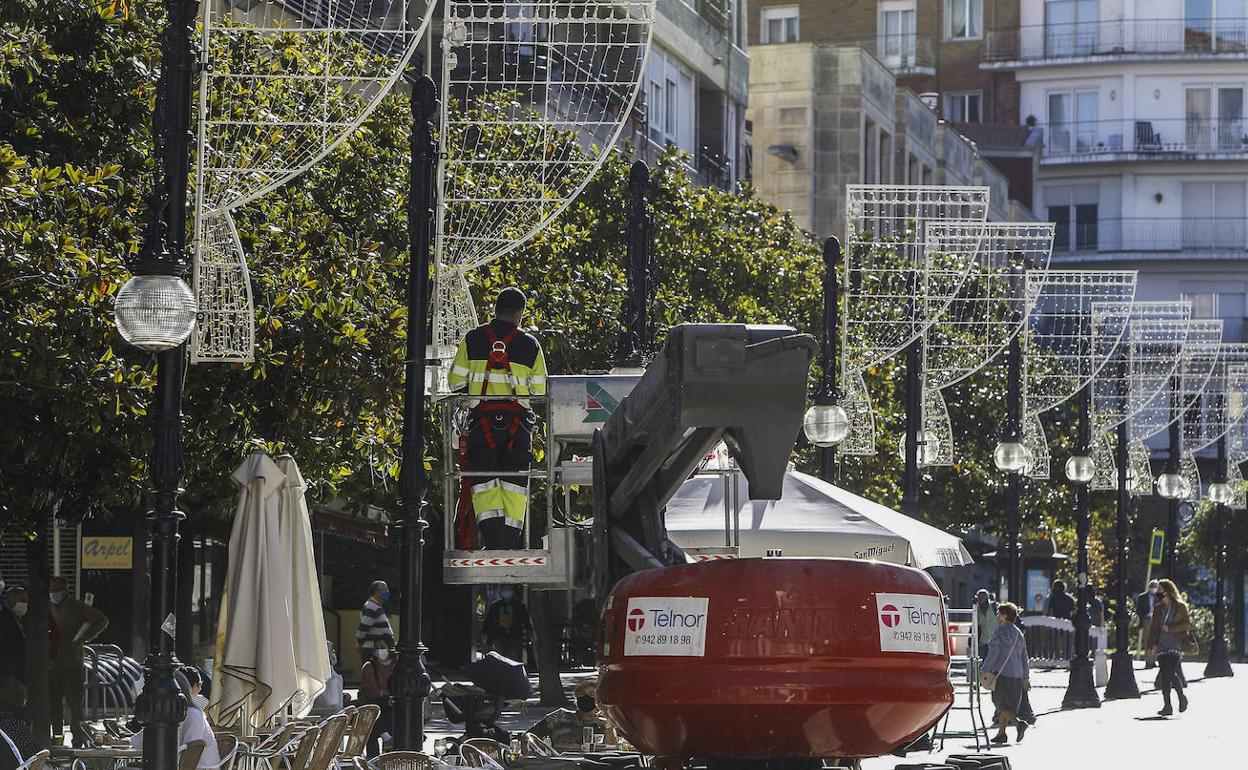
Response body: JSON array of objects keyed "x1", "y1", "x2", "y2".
[{"x1": 448, "y1": 287, "x2": 548, "y2": 549}]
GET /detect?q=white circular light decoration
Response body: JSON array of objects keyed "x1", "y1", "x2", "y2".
[
  {"x1": 803, "y1": 404, "x2": 850, "y2": 447},
  {"x1": 898, "y1": 430, "x2": 942, "y2": 466},
  {"x1": 1155, "y1": 472, "x2": 1189, "y2": 500},
  {"x1": 1065, "y1": 455, "x2": 1095, "y2": 483},
  {"x1": 993, "y1": 441, "x2": 1029, "y2": 472},
  {"x1": 114, "y1": 274, "x2": 198, "y2": 352},
  {"x1": 1207, "y1": 481, "x2": 1235, "y2": 505}
]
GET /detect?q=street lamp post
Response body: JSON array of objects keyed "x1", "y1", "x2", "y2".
[
  {"x1": 1062, "y1": 382, "x2": 1101, "y2": 709},
  {"x1": 994, "y1": 328, "x2": 1028, "y2": 603},
  {"x1": 901, "y1": 271, "x2": 923, "y2": 519},
  {"x1": 1157, "y1": 378, "x2": 1186, "y2": 579},
  {"x1": 1104, "y1": 395, "x2": 1141, "y2": 699},
  {"x1": 113, "y1": 1, "x2": 202, "y2": 767},
  {"x1": 389, "y1": 72, "x2": 437, "y2": 752},
  {"x1": 1205, "y1": 431, "x2": 1235, "y2": 678},
  {"x1": 613, "y1": 160, "x2": 652, "y2": 369},
  {"x1": 802, "y1": 237, "x2": 848, "y2": 480}
]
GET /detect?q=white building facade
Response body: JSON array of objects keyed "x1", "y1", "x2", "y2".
[{"x1": 984, "y1": 0, "x2": 1248, "y2": 341}]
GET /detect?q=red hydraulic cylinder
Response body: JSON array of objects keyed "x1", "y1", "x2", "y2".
[{"x1": 597, "y1": 558, "x2": 953, "y2": 760}]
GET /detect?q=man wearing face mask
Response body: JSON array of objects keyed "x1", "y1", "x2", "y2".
[
  {"x1": 482, "y1": 586, "x2": 533, "y2": 663},
  {"x1": 0, "y1": 588, "x2": 26, "y2": 686},
  {"x1": 47, "y1": 576, "x2": 108, "y2": 747},
  {"x1": 528, "y1": 680, "x2": 614, "y2": 752},
  {"x1": 357, "y1": 580, "x2": 396, "y2": 667}
]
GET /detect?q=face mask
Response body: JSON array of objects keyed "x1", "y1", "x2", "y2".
[
  {"x1": 11, "y1": 602, "x2": 27, "y2": 618},
  {"x1": 501, "y1": 591, "x2": 514, "y2": 601},
  {"x1": 376, "y1": 649, "x2": 391, "y2": 662},
  {"x1": 378, "y1": 591, "x2": 391, "y2": 603},
  {"x1": 576, "y1": 695, "x2": 596, "y2": 712},
  {"x1": 49, "y1": 592, "x2": 64, "y2": 606}
]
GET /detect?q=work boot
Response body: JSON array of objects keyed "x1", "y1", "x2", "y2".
[{"x1": 1177, "y1": 690, "x2": 1189, "y2": 713}]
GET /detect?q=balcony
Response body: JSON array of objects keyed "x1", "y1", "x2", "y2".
[
  {"x1": 1034, "y1": 118, "x2": 1248, "y2": 163},
  {"x1": 1052, "y1": 218, "x2": 1248, "y2": 257},
  {"x1": 984, "y1": 18, "x2": 1248, "y2": 67},
  {"x1": 833, "y1": 35, "x2": 937, "y2": 76}
]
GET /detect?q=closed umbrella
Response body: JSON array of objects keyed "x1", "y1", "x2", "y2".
[
  {"x1": 274, "y1": 454, "x2": 332, "y2": 715},
  {"x1": 665, "y1": 470, "x2": 973, "y2": 568},
  {"x1": 211, "y1": 452, "x2": 299, "y2": 728}
]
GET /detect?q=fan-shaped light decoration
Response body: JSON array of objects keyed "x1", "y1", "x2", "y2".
[
  {"x1": 917, "y1": 222, "x2": 1053, "y2": 465},
  {"x1": 191, "y1": 0, "x2": 432, "y2": 362},
  {"x1": 840, "y1": 186, "x2": 989, "y2": 376},
  {"x1": 1182, "y1": 343, "x2": 1248, "y2": 455},
  {"x1": 920, "y1": 385, "x2": 954, "y2": 466},
  {"x1": 1133, "y1": 321, "x2": 1224, "y2": 444},
  {"x1": 430, "y1": 0, "x2": 657, "y2": 362},
  {"x1": 1023, "y1": 411, "x2": 1051, "y2": 480},
  {"x1": 839, "y1": 368, "x2": 877, "y2": 456}
]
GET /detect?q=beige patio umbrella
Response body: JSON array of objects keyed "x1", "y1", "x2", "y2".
[
  {"x1": 211, "y1": 452, "x2": 299, "y2": 728},
  {"x1": 274, "y1": 454, "x2": 332, "y2": 715}
]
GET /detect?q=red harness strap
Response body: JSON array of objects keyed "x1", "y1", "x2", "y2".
[{"x1": 477, "y1": 325, "x2": 525, "y2": 452}]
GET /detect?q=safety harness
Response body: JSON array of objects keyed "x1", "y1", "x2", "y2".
[{"x1": 477, "y1": 324, "x2": 526, "y2": 452}]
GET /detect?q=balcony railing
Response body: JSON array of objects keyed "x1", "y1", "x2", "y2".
[
  {"x1": 1035, "y1": 118, "x2": 1248, "y2": 160},
  {"x1": 1052, "y1": 218, "x2": 1248, "y2": 255},
  {"x1": 830, "y1": 35, "x2": 937, "y2": 74},
  {"x1": 984, "y1": 18, "x2": 1248, "y2": 63}
]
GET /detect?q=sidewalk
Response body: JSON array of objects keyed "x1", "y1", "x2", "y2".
[{"x1": 863, "y1": 661, "x2": 1246, "y2": 770}]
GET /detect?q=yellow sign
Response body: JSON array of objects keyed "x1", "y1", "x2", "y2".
[
  {"x1": 81, "y1": 536, "x2": 133, "y2": 569},
  {"x1": 1149, "y1": 529, "x2": 1165, "y2": 566}
]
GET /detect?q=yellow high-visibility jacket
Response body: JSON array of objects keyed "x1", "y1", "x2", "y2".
[{"x1": 447, "y1": 320, "x2": 548, "y2": 399}]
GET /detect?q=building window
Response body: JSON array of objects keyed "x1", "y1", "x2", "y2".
[
  {"x1": 879, "y1": 1, "x2": 917, "y2": 66},
  {"x1": 1182, "y1": 181, "x2": 1246, "y2": 249},
  {"x1": 1184, "y1": 85, "x2": 1244, "y2": 150},
  {"x1": 1045, "y1": 0, "x2": 1098, "y2": 57},
  {"x1": 1185, "y1": 0, "x2": 1248, "y2": 52},
  {"x1": 1045, "y1": 184, "x2": 1099, "y2": 252},
  {"x1": 1046, "y1": 89, "x2": 1097, "y2": 154},
  {"x1": 646, "y1": 48, "x2": 696, "y2": 152},
  {"x1": 945, "y1": 0, "x2": 982, "y2": 40},
  {"x1": 946, "y1": 92, "x2": 983, "y2": 122},
  {"x1": 761, "y1": 5, "x2": 799, "y2": 44}
]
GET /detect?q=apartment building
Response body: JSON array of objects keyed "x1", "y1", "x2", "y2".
[
  {"x1": 749, "y1": 42, "x2": 1025, "y2": 239},
  {"x1": 982, "y1": 0, "x2": 1248, "y2": 342}
]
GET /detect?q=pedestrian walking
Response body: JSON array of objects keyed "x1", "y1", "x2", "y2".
[
  {"x1": 482, "y1": 586, "x2": 533, "y2": 663},
  {"x1": 1146, "y1": 578, "x2": 1190, "y2": 716},
  {"x1": 0, "y1": 588, "x2": 26, "y2": 686},
  {"x1": 1045, "y1": 579, "x2": 1075, "y2": 620},
  {"x1": 1086, "y1": 585, "x2": 1105, "y2": 627},
  {"x1": 1136, "y1": 579, "x2": 1160, "y2": 668},
  {"x1": 981, "y1": 602, "x2": 1034, "y2": 745},
  {"x1": 356, "y1": 580, "x2": 394, "y2": 665},
  {"x1": 447, "y1": 287, "x2": 548, "y2": 549},
  {"x1": 973, "y1": 589, "x2": 997, "y2": 659},
  {"x1": 47, "y1": 577, "x2": 107, "y2": 747},
  {"x1": 359, "y1": 635, "x2": 396, "y2": 756}
]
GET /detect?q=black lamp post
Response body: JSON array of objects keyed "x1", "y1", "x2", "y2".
[
  {"x1": 1062, "y1": 381, "x2": 1101, "y2": 709},
  {"x1": 1204, "y1": 430, "x2": 1235, "y2": 678},
  {"x1": 613, "y1": 160, "x2": 652, "y2": 369},
  {"x1": 994, "y1": 327, "x2": 1028, "y2": 604},
  {"x1": 803, "y1": 237, "x2": 848, "y2": 479},
  {"x1": 1104, "y1": 374, "x2": 1141, "y2": 699},
  {"x1": 389, "y1": 72, "x2": 437, "y2": 752},
  {"x1": 112, "y1": 1, "x2": 202, "y2": 767},
  {"x1": 1155, "y1": 376, "x2": 1187, "y2": 577},
  {"x1": 901, "y1": 270, "x2": 924, "y2": 519}
]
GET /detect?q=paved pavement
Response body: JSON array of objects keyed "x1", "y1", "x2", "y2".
[
  {"x1": 862, "y1": 661, "x2": 1246, "y2": 770},
  {"x1": 412, "y1": 662, "x2": 1244, "y2": 768}
]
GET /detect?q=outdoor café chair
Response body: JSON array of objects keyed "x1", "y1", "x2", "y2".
[
  {"x1": 216, "y1": 733, "x2": 241, "y2": 770},
  {"x1": 278, "y1": 725, "x2": 321, "y2": 770},
  {"x1": 302, "y1": 712, "x2": 350, "y2": 770},
  {"x1": 360, "y1": 752, "x2": 440, "y2": 770},
  {"x1": 177, "y1": 741, "x2": 207, "y2": 770},
  {"x1": 338, "y1": 705, "x2": 381, "y2": 762},
  {"x1": 15, "y1": 749, "x2": 50, "y2": 770},
  {"x1": 459, "y1": 740, "x2": 505, "y2": 770}
]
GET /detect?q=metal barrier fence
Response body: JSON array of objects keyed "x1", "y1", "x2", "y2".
[
  {"x1": 83, "y1": 644, "x2": 143, "y2": 721},
  {"x1": 1021, "y1": 616, "x2": 1109, "y2": 685}
]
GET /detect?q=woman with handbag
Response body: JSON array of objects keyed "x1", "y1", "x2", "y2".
[
  {"x1": 1146, "y1": 578, "x2": 1191, "y2": 716},
  {"x1": 980, "y1": 602, "x2": 1032, "y2": 744}
]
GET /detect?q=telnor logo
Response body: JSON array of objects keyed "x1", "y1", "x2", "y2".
[
  {"x1": 627, "y1": 608, "x2": 646, "y2": 632},
  {"x1": 879, "y1": 604, "x2": 901, "y2": 628}
]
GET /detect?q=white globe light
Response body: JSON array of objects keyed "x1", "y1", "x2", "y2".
[
  {"x1": 1065, "y1": 455, "x2": 1095, "y2": 483},
  {"x1": 113, "y1": 274, "x2": 197, "y2": 352},
  {"x1": 1207, "y1": 481, "x2": 1235, "y2": 505},
  {"x1": 993, "y1": 441, "x2": 1029, "y2": 472},
  {"x1": 898, "y1": 430, "x2": 942, "y2": 466},
  {"x1": 1155, "y1": 472, "x2": 1189, "y2": 500},
  {"x1": 803, "y1": 403, "x2": 850, "y2": 447}
]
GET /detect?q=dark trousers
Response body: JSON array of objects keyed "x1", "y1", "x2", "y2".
[
  {"x1": 1157, "y1": 653, "x2": 1185, "y2": 703},
  {"x1": 49, "y1": 662, "x2": 86, "y2": 742},
  {"x1": 466, "y1": 412, "x2": 533, "y2": 550}
]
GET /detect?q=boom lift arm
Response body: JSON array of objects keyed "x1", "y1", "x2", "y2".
[{"x1": 591, "y1": 323, "x2": 818, "y2": 599}]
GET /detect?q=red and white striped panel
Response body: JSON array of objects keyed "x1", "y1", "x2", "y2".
[
  {"x1": 692, "y1": 554, "x2": 737, "y2": 561},
  {"x1": 447, "y1": 556, "x2": 549, "y2": 568}
]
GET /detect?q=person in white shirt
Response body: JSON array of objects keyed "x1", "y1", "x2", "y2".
[{"x1": 130, "y1": 667, "x2": 221, "y2": 769}]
